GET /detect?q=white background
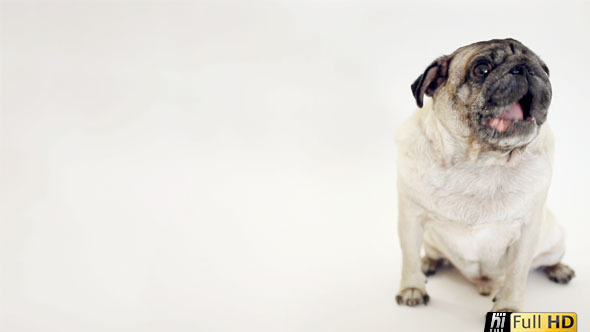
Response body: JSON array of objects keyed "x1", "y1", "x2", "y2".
[{"x1": 1, "y1": 0, "x2": 589, "y2": 331}]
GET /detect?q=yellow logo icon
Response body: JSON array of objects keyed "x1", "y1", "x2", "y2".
[
  {"x1": 510, "y1": 313, "x2": 576, "y2": 332},
  {"x1": 485, "y1": 312, "x2": 577, "y2": 332}
]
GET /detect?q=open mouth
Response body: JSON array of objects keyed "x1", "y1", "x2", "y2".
[{"x1": 485, "y1": 92, "x2": 534, "y2": 133}]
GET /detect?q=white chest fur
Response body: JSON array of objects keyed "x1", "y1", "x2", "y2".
[
  {"x1": 399, "y1": 152, "x2": 551, "y2": 226},
  {"x1": 395, "y1": 107, "x2": 554, "y2": 277}
]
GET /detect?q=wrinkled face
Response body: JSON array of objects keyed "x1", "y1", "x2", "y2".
[{"x1": 412, "y1": 39, "x2": 552, "y2": 150}]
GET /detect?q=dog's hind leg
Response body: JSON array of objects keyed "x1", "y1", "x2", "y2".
[
  {"x1": 531, "y1": 210, "x2": 575, "y2": 284},
  {"x1": 421, "y1": 242, "x2": 451, "y2": 276}
]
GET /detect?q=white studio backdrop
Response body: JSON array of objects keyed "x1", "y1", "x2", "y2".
[{"x1": 1, "y1": 0, "x2": 589, "y2": 331}]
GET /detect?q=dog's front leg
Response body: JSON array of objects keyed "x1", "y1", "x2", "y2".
[
  {"x1": 492, "y1": 210, "x2": 543, "y2": 312},
  {"x1": 396, "y1": 194, "x2": 429, "y2": 306}
]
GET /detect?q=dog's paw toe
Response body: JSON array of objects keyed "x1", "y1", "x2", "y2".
[
  {"x1": 544, "y1": 263, "x2": 575, "y2": 284},
  {"x1": 396, "y1": 288, "x2": 429, "y2": 307},
  {"x1": 421, "y1": 257, "x2": 448, "y2": 276},
  {"x1": 477, "y1": 283, "x2": 493, "y2": 296},
  {"x1": 421, "y1": 259, "x2": 437, "y2": 276}
]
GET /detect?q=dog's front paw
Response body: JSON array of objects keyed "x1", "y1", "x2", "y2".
[
  {"x1": 544, "y1": 263, "x2": 575, "y2": 284},
  {"x1": 396, "y1": 288, "x2": 429, "y2": 306}
]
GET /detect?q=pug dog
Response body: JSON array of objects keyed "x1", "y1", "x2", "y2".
[{"x1": 395, "y1": 38, "x2": 574, "y2": 312}]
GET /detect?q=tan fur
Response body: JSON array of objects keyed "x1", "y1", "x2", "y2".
[{"x1": 396, "y1": 41, "x2": 569, "y2": 312}]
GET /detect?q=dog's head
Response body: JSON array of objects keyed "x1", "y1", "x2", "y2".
[{"x1": 411, "y1": 38, "x2": 552, "y2": 150}]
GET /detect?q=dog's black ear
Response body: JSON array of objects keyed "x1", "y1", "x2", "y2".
[
  {"x1": 541, "y1": 62, "x2": 550, "y2": 77},
  {"x1": 411, "y1": 55, "x2": 453, "y2": 108}
]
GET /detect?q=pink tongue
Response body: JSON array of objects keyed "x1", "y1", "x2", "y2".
[{"x1": 499, "y1": 102, "x2": 524, "y2": 121}]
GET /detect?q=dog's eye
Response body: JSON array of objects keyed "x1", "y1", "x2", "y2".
[{"x1": 473, "y1": 61, "x2": 492, "y2": 77}]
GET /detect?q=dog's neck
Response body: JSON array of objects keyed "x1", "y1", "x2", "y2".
[{"x1": 421, "y1": 103, "x2": 529, "y2": 166}]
